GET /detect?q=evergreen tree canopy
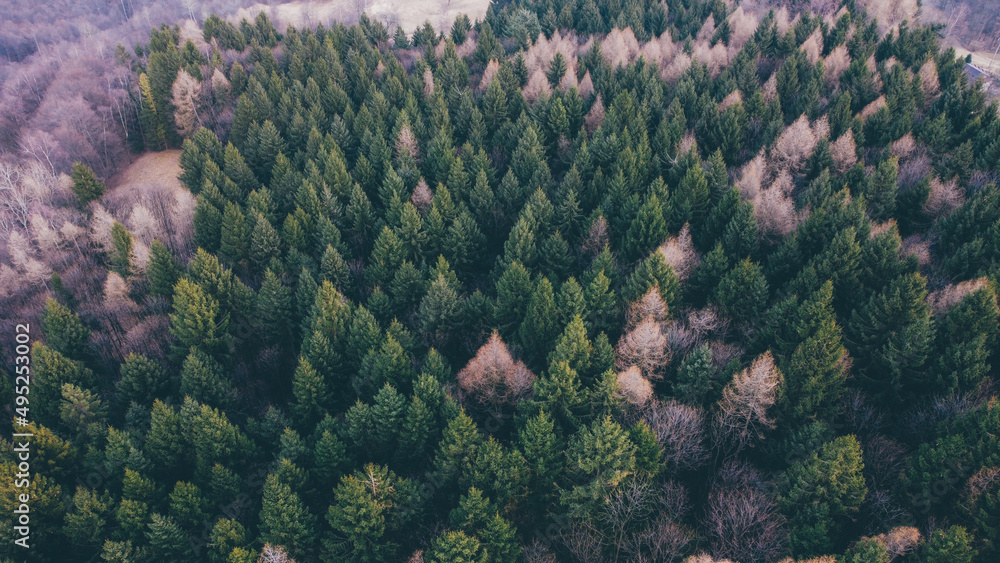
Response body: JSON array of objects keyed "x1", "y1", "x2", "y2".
[{"x1": 11, "y1": 6, "x2": 1000, "y2": 562}]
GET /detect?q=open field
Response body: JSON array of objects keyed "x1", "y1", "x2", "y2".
[
  {"x1": 231, "y1": 0, "x2": 491, "y2": 34},
  {"x1": 952, "y1": 48, "x2": 1000, "y2": 77},
  {"x1": 107, "y1": 149, "x2": 183, "y2": 196},
  {"x1": 103, "y1": 149, "x2": 195, "y2": 255}
]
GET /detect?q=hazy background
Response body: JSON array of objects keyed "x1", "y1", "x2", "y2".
[
  {"x1": 0, "y1": 0, "x2": 489, "y2": 179},
  {"x1": 2, "y1": 0, "x2": 995, "y2": 182}
]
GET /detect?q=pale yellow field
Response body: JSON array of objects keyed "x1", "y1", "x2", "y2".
[
  {"x1": 231, "y1": 0, "x2": 491, "y2": 35},
  {"x1": 104, "y1": 149, "x2": 196, "y2": 254},
  {"x1": 953, "y1": 48, "x2": 1000, "y2": 78},
  {"x1": 108, "y1": 150, "x2": 184, "y2": 196}
]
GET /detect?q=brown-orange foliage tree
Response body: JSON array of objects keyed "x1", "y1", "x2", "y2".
[{"x1": 456, "y1": 331, "x2": 536, "y2": 411}]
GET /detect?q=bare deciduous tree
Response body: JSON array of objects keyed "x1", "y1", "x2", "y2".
[
  {"x1": 901, "y1": 234, "x2": 931, "y2": 268},
  {"x1": 259, "y1": 544, "x2": 297, "y2": 563},
  {"x1": 94, "y1": 270, "x2": 142, "y2": 363},
  {"x1": 456, "y1": 35, "x2": 477, "y2": 59},
  {"x1": 801, "y1": 29, "x2": 824, "y2": 66},
  {"x1": 639, "y1": 31, "x2": 676, "y2": 73},
  {"x1": 561, "y1": 523, "x2": 604, "y2": 562},
  {"x1": 18, "y1": 129, "x2": 61, "y2": 175},
  {"x1": 773, "y1": 6, "x2": 793, "y2": 35},
  {"x1": 686, "y1": 307, "x2": 729, "y2": 340},
  {"x1": 659, "y1": 224, "x2": 700, "y2": 282},
  {"x1": 0, "y1": 157, "x2": 57, "y2": 234},
  {"x1": 754, "y1": 181, "x2": 799, "y2": 239},
  {"x1": 616, "y1": 317, "x2": 670, "y2": 379},
  {"x1": 617, "y1": 365, "x2": 653, "y2": 406},
  {"x1": 103, "y1": 271, "x2": 136, "y2": 312},
  {"x1": 704, "y1": 461, "x2": 787, "y2": 563},
  {"x1": 521, "y1": 539, "x2": 558, "y2": 563},
  {"x1": 627, "y1": 286, "x2": 668, "y2": 327},
  {"x1": 131, "y1": 239, "x2": 150, "y2": 270},
  {"x1": 642, "y1": 399, "x2": 709, "y2": 472},
  {"x1": 869, "y1": 527, "x2": 922, "y2": 560},
  {"x1": 7, "y1": 229, "x2": 51, "y2": 284},
  {"x1": 558, "y1": 61, "x2": 579, "y2": 91},
  {"x1": 601, "y1": 479, "x2": 656, "y2": 552},
  {"x1": 422, "y1": 67, "x2": 435, "y2": 98},
  {"x1": 581, "y1": 215, "x2": 609, "y2": 256},
  {"x1": 524, "y1": 29, "x2": 576, "y2": 75},
  {"x1": 410, "y1": 179, "x2": 432, "y2": 214},
  {"x1": 727, "y1": 7, "x2": 759, "y2": 53},
  {"x1": 602, "y1": 27, "x2": 640, "y2": 69},
  {"x1": 665, "y1": 321, "x2": 698, "y2": 356},
  {"x1": 927, "y1": 277, "x2": 990, "y2": 317},
  {"x1": 351, "y1": 0, "x2": 369, "y2": 21},
  {"x1": 522, "y1": 68, "x2": 552, "y2": 103},
  {"x1": 0, "y1": 159, "x2": 29, "y2": 234},
  {"x1": 563, "y1": 479, "x2": 695, "y2": 562},
  {"x1": 123, "y1": 314, "x2": 169, "y2": 360},
  {"x1": 684, "y1": 553, "x2": 736, "y2": 563},
  {"x1": 29, "y1": 213, "x2": 60, "y2": 251},
  {"x1": 862, "y1": 434, "x2": 907, "y2": 491},
  {"x1": 969, "y1": 170, "x2": 998, "y2": 192},
  {"x1": 659, "y1": 479, "x2": 692, "y2": 521},
  {"x1": 824, "y1": 45, "x2": 851, "y2": 87},
  {"x1": 923, "y1": 177, "x2": 964, "y2": 218},
  {"x1": 771, "y1": 116, "x2": 819, "y2": 172},
  {"x1": 624, "y1": 515, "x2": 693, "y2": 563},
  {"x1": 841, "y1": 388, "x2": 886, "y2": 437},
  {"x1": 396, "y1": 122, "x2": 419, "y2": 162},
  {"x1": 860, "y1": 95, "x2": 888, "y2": 119},
  {"x1": 710, "y1": 341, "x2": 744, "y2": 370},
  {"x1": 870, "y1": 219, "x2": 897, "y2": 239},
  {"x1": 736, "y1": 153, "x2": 767, "y2": 200},
  {"x1": 479, "y1": 60, "x2": 500, "y2": 91},
  {"x1": 210, "y1": 68, "x2": 231, "y2": 103},
  {"x1": 719, "y1": 90, "x2": 742, "y2": 111},
  {"x1": 890, "y1": 133, "x2": 917, "y2": 160},
  {"x1": 578, "y1": 71, "x2": 595, "y2": 99},
  {"x1": 172, "y1": 68, "x2": 202, "y2": 138},
  {"x1": 762, "y1": 72, "x2": 778, "y2": 102},
  {"x1": 715, "y1": 352, "x2": 782, "y2": 451},
  {"x1": 861, "y1": 488, "x2": 910, "y2": 537},
  {"x1": 830, "y1": 129, "x2": 858, "y2": 174},
  {"x1": 127, "y1": 203, "x2": 162, "y2": 243},
  {"x1": 859, "y1": 0, "x2": 920, "y2": 35},
  {"x1": 959, "y1": 466, "x2": 1000, "y2": 516},
  {"x1": 456, "y1": 331, "x2": 535, "y2": 409},
  {"x1": 898, "y1": 150, "x2": 931, "y2": 188},
  {"x1": 692, "y1": 40, "x2": 729, "y2": 78},
  {"x1": 696, "y1": 15, "x2": 717, "y2": 43},
  {"x1": 584, "y1": 95, "x2": 605, "y2": 133},
  {"x1": 919, "y1": 59, "x2": 940, "y2": 98},
  {"x1": 0, "y1": 264, "x2": 22, "y2": 299},
  {"x1": 89, "y1": 204, "x2": 117, "y2": 253}
]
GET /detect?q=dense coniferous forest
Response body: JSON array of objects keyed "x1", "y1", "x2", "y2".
[{"x1": 2, "y1": 0, "x2": 1000, "y2": 562}]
